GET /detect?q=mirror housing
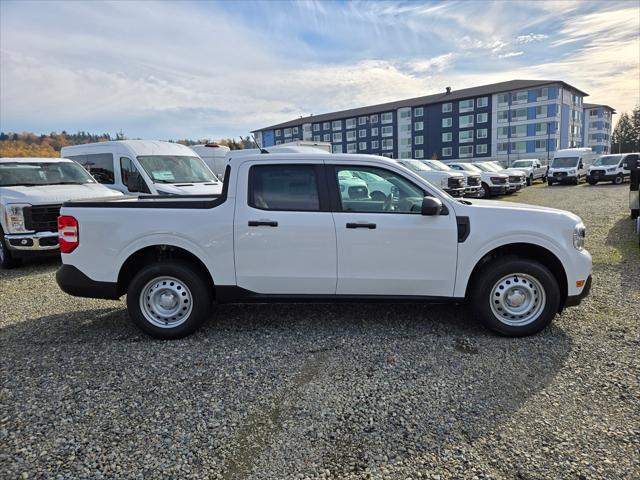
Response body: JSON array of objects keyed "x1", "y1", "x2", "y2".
[{"x1": 421, "y1": 196, "x2": 443, "y2": 216}]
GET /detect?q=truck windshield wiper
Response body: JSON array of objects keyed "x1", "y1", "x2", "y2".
[
  {"x1": 1, "y1": 183, "x2": 42, "y2": 187},
  {"x1": 153, "y1": 179, "x2": 176, "y2": 183},
  {"x1": 49, "y1": 182, "x2": 87, "y2": 185}
]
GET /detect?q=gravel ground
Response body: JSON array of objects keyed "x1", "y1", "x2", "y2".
[{"x1": 1, "y1": 182, "x2": 638, "y2": 480}]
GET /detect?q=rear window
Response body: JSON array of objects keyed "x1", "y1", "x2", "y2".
[
  {"x1": 65, "y1": 153, "x2": 115, "y2": 184},
  {"x1": 249, "y1": 165, "x2": 320, "y2": 211}
]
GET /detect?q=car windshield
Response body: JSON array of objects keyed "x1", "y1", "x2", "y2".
[
  {"x1": 401, "y1": 160, "x2": 432, "y2": 172},
  {"x1": 487, "y1": 162, "x2": 505, "y2": 170},
  {"x1": 512, "y1": 161, "x2": 533, "y2": 168},
  {"x1": 0, "y1": 161, "x2": 96, "y2": 187},
  {"x1": 551, "y1": 157, "x2": 579, "y2": 168},
  {"x1": 474, "y1": 163, "x2": 498, "y2": 172},
  {"x1": 424, "y1": 160, "x2": 451, "y2": 171},
  {"x1": 136, "y1": 156, "x2": 218, "y2": 184},
  {"x1": 454, "y1": 163, "x2": 482, "y2": 173},
  {"x1": 593, "y1": 155, "x2": 622, "y2": 166}
]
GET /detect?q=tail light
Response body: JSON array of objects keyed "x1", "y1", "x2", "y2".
[{"x1": 58, "y1": 215, "x2": 79, "y2": 253}]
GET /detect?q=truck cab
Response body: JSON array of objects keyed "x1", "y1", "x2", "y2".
[
  {"x1": 548, "y1": 148, "x2": 597, "y2": 186},
  {"x1": 587, "y1": 153, "x2": 637, "y2": 185},
  {"x1": 61, "y1": 140, "x2": 223, "y2": 196}
]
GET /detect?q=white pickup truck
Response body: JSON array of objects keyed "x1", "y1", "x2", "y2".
[
  {"x1": 510, "y1": 159, "x2": 548, "y2": 185},
  {"x1": 56, "y1": 152, "x2": 592, "y2": 339}
]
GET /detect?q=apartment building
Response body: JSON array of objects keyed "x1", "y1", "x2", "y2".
[
  {"x1": 582, "y1": 103, "x2": 615, "y2": 154},
  {"x1": 253, "y1": 79, "x2": 608, "y2": 163}
]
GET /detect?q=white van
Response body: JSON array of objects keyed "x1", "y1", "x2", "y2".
[
  {"x1": 189, "y1": 143, "x2": 230, "y2": 180},
  {"x1": 587, "y1": 153, "x2": 638, "y2": 185},
  {"x1": 61, "y1": 141, "x2": 223, "y2": 196},
  {"x1": 547, "y1": 148, "x2": 598, "y2": 186}
]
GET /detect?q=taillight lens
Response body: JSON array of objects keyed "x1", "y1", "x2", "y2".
[{"x1": 58, "y1": 215, "x2": 79, "y2": 253}]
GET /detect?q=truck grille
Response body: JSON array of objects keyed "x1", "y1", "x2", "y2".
[
  {"x1": 448, "y1": 177, "x2": 464, "y2": 189},
  {"x1": 591, "y1": 169, "x2": 606, "y2": 176},
  {"x1": 23, "y1": 204, "x2": 61, "y2": 232},
  {"x1": 466, "y1": 175, "x2": 481, "y2": 186},
  {"x1": 508, "y1": 175, "x2": 522, "y2": 183},
  {"x1": 492, "y1": 177, "x2": 507, "y2": 184}
]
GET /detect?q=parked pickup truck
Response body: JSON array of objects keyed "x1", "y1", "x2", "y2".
[
  {"x1": 1, "y1": 157, "x2": 121, "y2": 268},
  {"x1": 509, "y1": 159, "x2": 548, "y2": 185},
  {"x1": 56, "y1": 152, "x2": 592, "y2": 339},
  {"x1": 446, "y1": 161, "x2": 509, "y2": 198}
]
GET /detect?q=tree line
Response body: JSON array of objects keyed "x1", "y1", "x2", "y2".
[
  {"x1": 0, "y1": 131, "x2": 254, "y2": 157},
  {"x1": 611, "y1": 105, "x2": 640, "y2": 153}
]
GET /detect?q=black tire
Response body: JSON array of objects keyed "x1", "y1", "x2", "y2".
[
  {"x1": 0, "y1": 227, "x2": 19, "y2": 269},
  {"x1": 588, "y1": 179, "x2": 598, "y2": 185},
  {"x1": 126, "y1": 260, "x2": 213, "y2": 339},
  {"x1": 526, "y1": 175, "x2": 532, "y2": 186},
  {"x1": 480, "y1": 182, "x2": 491, "y2": 199},
  {"x1": 631, "y1": 209, "x2": 639, "y2": 220},
  {"x1": 470, "y1": 256, "x2": 560, "y2": 337},
  {"x1": 614, "y1": 174, "x2": 624, "y2": 185},
  {"x1": 547, "y1": 179, "x2": 553, "y2": 186}
]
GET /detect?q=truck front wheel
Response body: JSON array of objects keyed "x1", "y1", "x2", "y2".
[
  {"x1": 479, "y1": 182, "x2": 491, "y2": 199},
  {"x1": 470, "y1": 256, "x2": 560, "y2": 337},
  {"x1": 0, "y1": 227, "x2": 19, "y2": 269},
  {"x1": 126, "y1": 260, "x2": 213, "y2": 339}
]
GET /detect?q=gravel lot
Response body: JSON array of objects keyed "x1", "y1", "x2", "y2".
[{"x1": 1, "y1": 182, "x2": 639, "y2": 480}]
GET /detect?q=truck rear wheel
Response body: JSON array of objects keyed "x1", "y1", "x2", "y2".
[
  {"x1": 470, "y1": 256, "x2": 560, "y2": 337},
  {"x1": 614, "y1": 174, "x2": 624, "y2": 185},
  {"x1": 126, "y1": 260, "x2": 213, "y2": 339},
  {"x1": 0, "y1": 228, "x2": 19, "y2": 269}
]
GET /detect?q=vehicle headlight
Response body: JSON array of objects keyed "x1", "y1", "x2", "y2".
[
  {"x1": 3, "y1": 204, "x2": 31, "y2": 234},
  {"x1": 573, "y1": 222, "x2": 586, "y2": 250},
  {"x1": 568, "y1": 169, "x2": 576, "y2": 174},
  {"x1": 606, "y1": 167, "x2": 616, "y2": 172}
]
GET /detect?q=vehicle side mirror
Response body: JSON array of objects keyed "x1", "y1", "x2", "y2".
[
  {"x1": 421, "y1": 196, "x2": 443, "y2": 216},
  {"x1": 579, "y1": 162, "x2": 584, "y2": 169},
  {"x1": 127, "y1": 172, "x2": 143, "y2": 192}
]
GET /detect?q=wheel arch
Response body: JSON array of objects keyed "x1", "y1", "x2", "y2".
[{"x1": 464, "y1": 242, "x2": 568, "y2": 310}]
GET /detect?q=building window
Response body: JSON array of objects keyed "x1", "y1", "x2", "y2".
[
  {"x1": 497, "y1": 142, "x2": 509, "y2": 153},
  {"x1": 284, "y1": 128, "x2": 292, "y2": 137},
  {"x1": 536, "y1": 87, "x2": 548, "y2": 101},
  {"x1": 510, "y1": 141, "x2": 526, "y2": 153},
  {"x1": 381, "y1": 112, "x2": 393, "y2": 124},
  {"x1": 415, "y1": 149, "x2": 424, "y2": 159},
  {"x1": 414, "y1": 135, "x2": 424, "y2": 145},
  {"x1": 292, "y1": 127, "x2": 298, "y2": 134},
  {"x1": 332, "y1": 120, "x2": 342, "y2": 131},
  {"x1": 512, "y1": 91, "x2": 528, "y2": 104},
  {"x1": 400, "y1": 124, "x2": 411, "y2": 133},
  {"x1": 497, "y1": 93, "x2": 509, "y2": 106},
  {"x1": 381, "y1": 126, "x2": 393, "y2": 137},
  {"x1": 414, "y1": 107, "x2": 423, "y2": 117},
  {"x1": 275, "y1": 140, "x2": 282, "y2": 145},
  {"x1": 459, "y1": 145, "x2": 473, "y2": 158},
  {"x1": 400, "y1": 151, "x2": 412, "y2": 159},
  {"x1": 323, "y1": 122, "x2": 330, "y2": 130},
  {"x1": 459, "y1": 130, "x2": 474, "y2": 143},
  {"x1": 459, "y1": 99, "x2": 474, "y2": 112},
  {"x1": 399, "y1": 109, "x2": 411, "y2": 119},
  {"x1": 313, "y1": 124, "x2": 320, "y2": 132},
  {"x1": 510, "y1": 125, "x2": 527, "y2": 137},
  {"x1": 381, "y1": 153, "x2": 394, "y2": 159},
  {"x1": 476, "y1": 128, "x2": 488, "y2": 139},
  {"x1": 347, "y1": 143, "x2": 357, "y2": 153},
  {"x1": 572, "y1": 95, "x2": 582, "y2": 107},
  {"x1": 497, "y1": 111, "x2": 509, "y2": 123},
  {"x1": 358, "y1": 116, "x2": 368, "y2": 125},
  {"x1": 442, "y1": 147, "x2": 452, "y2": 157},
  {"x1": 370, "y1": 114, "x2": 379, "y2": 123},
  {"x1": 346, "y1": 131, "x2": 357, "y2": 141},
  {"x1": 371, "y1": 140, "x2": 379, "y2": 149},
  {"x1": 535, "y1": 139, "x2": 547, "y2": 151},
  {"x1": 476, "y1": 144, "x2": 488, "y2": 154},
  {"x1": 399, "y1": 138, "x2": 412, "y2": 147},
  {"x1": 359, "y1": 129, "x2": 367, "y2": 138},
  {"x1": 332, "y1": 144, "x2": 343, "y2": 153},
  {"x1": 359, "y1": 141, "x2": 367, "y2": 150},
  {"x1": 414, "y1": 121, "x2": 424, "y2": 131},
  {"x1": 442, "y1": 103, "x2": 452, "y2": 113},
  {"x1": 275, "y1": 129, "x2": 281, "y2": 137},
  {"x1": 459, "y1": 115, "x2": 474, "y2": 128},
  {"x1": 442, "y1": 117, "x2": 452, "y2": 128},
  {"x1": 371, "y1": 127, "x2": 379, "y2": 136},
  {"x1": 477, "y1": 113, "x2": 488, "y2": 123},
  {"x1": 536, "y1": 105, "x2": 547, "y2": 118},
  {"x1": 511, "y1": 108, "x2": 527, "y2": 121},
  {"x1": 333, "y1": 132, "x2": 342, "y2": 142},
  {"x1": 497, "y1": 127, "x2": 509, "y2": 138},
  {"x1": 382, "y1": 139, "x2": 394, "y2": 150},
  {"x1": 442, "y1": 132, "x2": 452, "y2": 142},
  {"x1": 535, "y1": 123, "x2": 548, "y2": 135},
  {"x1": 477, "y1": 97, "x2": 488, "y2": 108},
  {"x1": 346, "y1": 118, "x2": 356, "y2": 129},
  {"x1": 313, "y1": 135, "x2": 320, "y2": 142}
]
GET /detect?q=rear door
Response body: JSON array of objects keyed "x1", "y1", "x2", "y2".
[
  {"x1": 233, "y1": 161, "x2": 337, "y2": 294},
  {"x1": 328, "y1": 163, "x2": 458, "y2": 297}
]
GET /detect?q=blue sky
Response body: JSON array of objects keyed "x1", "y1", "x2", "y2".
[{"x1": 1, "y1": 0, "x2": 638, "y2": 140}]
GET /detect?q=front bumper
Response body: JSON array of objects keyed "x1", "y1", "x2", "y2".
[
  {"x1": 489, "y1": 185, "x2": 508, "y2": 195},
  {"x1": 565, "y1": 275, "x2": 592, "y2": 307},
  {"x1": 550, "y1": 173, "x2": 577, "y2": 183},
  {"x1": 4, "y1": 231, "x2": 59, "y2": 251},
  {"x1": 56, "y1": 264, "x2": 121, "y2": 300},
  {"x1": 444, "y1": 187, "x2": 466, "y2": 197},
  {"x1": 464, "y1": 186, "x2": 481, "y2": 197},
  {"x1": 587, "y1": 173, "x2": 618, "y2": 181}
]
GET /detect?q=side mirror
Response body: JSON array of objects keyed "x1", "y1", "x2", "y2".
[
  {"x1": 126, "y1": 172, "x2": 142, "y2": 192},
  {"x1": 421, "y1": 196, "x2": 443, "y2": 216},
  {"x1": 579, "y1": 162, "x2": 584, "y2": 169}
]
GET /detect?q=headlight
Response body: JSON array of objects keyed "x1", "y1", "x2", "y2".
[
  {"x1": 3, "y1": 204, "x2": 32, "y2": 233},
  {"x1": 606, "y1": 167, "x2": 616, "y2": 172},
  {"x1": 573, "y1": 222, "x2": 586, "y2": 250}
]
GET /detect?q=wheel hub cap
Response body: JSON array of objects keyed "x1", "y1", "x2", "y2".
[
  {"x1": 139, "y1": 276, "x2": 193, "y2": 328},
  {"x1": 490, "y1": 273, "x2": 546, "y2": 326}
]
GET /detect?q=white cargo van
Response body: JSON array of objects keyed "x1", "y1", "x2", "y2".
[
  {"x1": 189, "y1": 143, "x2": 230, "y2": 180},
  {"x1": 587, "y1": 153, "x2": 638, "y2": 185},
  {"x1": 61, "y1": 141, "x2": 222, "y2": 196},
  {"x1": 547, "y1": 148, "x2": 597, "y2": 186}
]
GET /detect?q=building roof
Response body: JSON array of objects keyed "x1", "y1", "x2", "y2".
[
  {"x1": 253, "y1": 79, "x2": 589, "y2": 132},
  {"x1": 583, "y1": 103, "x2": 616, "y2": 113}
]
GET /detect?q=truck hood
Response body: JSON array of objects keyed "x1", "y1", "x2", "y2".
[
  {"x1": 462, "y1": 199, "x2": 582, "y2": 223},
  {"x1": 417, "y1": 171, "x2": 464, "y2": 180},
  {"x1": 155, "y1": 182, "x2": 223, "y2": 195},
  {"x1": 502, "y1": 168, "x2": 526, "y2": 176},
  {"x1": 1, "y1": 183, "x2": 122, "y2": 205}
]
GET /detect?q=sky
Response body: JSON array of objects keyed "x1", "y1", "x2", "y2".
[{"x1": 1, "y1": 0, "x2": 639, "y2": 140}]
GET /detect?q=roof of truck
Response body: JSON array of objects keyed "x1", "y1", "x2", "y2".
[
  {"x1": 61, "y1": 140, "x2": 195, "y2": 156},
  {"x1": 1, "y1": 157, "x2": 74, "y2": 163}
]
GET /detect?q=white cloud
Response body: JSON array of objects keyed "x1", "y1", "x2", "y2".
[
  {"x1": 498, "y1": 51, "x2": 525, "y2": 59},
  {"x1": 516, "y1": 33, "x2": 549, "y2": 43}
]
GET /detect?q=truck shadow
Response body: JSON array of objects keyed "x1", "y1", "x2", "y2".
[{"x1": 0, "y1": 255, "x2": 60, "y2": 280}]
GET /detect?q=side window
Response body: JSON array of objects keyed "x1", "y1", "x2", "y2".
[
  {"x1": 335, "y1": 166, "x2": 425, "y2": 214},
  {"x1": 120, "y1": 157, "x2": 150, "y2": 193},
  {"x1": 249, "y1": 164, "x2": 320, "y2": 211},
  {"x1": 70, "y1": 153, "x2": 114, "y2": 184}
]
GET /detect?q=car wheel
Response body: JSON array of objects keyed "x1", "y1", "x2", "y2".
[
  {"x1": 588, "y1": 179, "x2": 598, "y2": 185},
  {"x1": 0, "y1": 228, "x2": 19, "y2": 269},
  {"x1": 527, "y1": 175, "x2": 532, "y2": 186},
  {"x1": 127, "y1": 260, "x2": 213, "y2": 339},
  {"x1": 614, "y1": 174, "x2": 624, "y2": 185},
  {"x1": 471, "y1": 256, "x2": 560, "y2": 337},
  {"x1": 479, "y1": 182, "x2": 490, "y2": 199},
  {"x1": 547, "y1": 180, "x2": 553, "y2": 186}
]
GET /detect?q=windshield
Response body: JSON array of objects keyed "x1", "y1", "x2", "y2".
[
  {"x1": 453, "y1": 163, "x2": 482, "y2": 173},
  {"x1": 593, "y1": 155, "x2": 622, "y2": 166},
  {"x1": 511, "y1": 161, "x2": 533, "y2": 168},
  {"x1": 551, "y1": 157, "x2": 579, "y2": 168},
  {"x1": 137, "y1": 156, "x2": 217, "y2": 184},
  {"x1": 474, "y1": 163, "x2": 499, "y2": 172},
  {"x1": 487, "y1": 162, "x2": 505, "y2": 171},
  {"x1": 401, "y1": 160, "x2": 432, "y2": 172},
  {"x1": 0, "y1": 161, "x2": 96, "y2": 187},
  {"x1": 424, "y1": 160, "x2": 451, "y2": 171}
]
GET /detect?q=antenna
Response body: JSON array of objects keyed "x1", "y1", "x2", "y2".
[{"x1": 251, "y1": 134, "x2": 269, "y2": 154}]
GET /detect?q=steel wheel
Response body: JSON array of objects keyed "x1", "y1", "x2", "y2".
[
  {"x1": 139, "y1": 276, "x2": 193, "y2": 328},
  {"x1": 489, "y1": 273, "x2": 546, "y2": 326},
  {"x1": 614, "y1": 175, "x2": 623, "y2": 185}
]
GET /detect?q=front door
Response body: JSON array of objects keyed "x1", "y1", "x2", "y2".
[
  {"x1": 234, "y1": 162, "x2": 337, "y2": 294},
  {"x1": 329, "y1": 164, "x2": 458, "y2": 297}
]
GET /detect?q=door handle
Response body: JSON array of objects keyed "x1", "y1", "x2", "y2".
[
  {"x1": 346, "y1": 222, "x2": 376, "y2": 229},
  {"x1": 248, "y1": 220, "x2": 278, "y2": 227}
]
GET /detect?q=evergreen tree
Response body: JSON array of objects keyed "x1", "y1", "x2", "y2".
[{"x1": 612, "y1": 112, "x2": 634, "y2": 153}]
